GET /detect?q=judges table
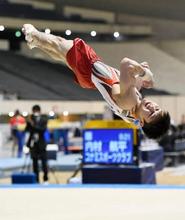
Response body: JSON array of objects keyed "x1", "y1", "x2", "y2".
[
  {"x1": 82, "y1": 120, "x2": 156, "y2": 184},
  {"x1": 82, "y1": 163, "x2": 156, "y2": 184}
]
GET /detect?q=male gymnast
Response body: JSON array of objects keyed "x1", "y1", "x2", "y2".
[{"x1": 22, "y1": 24, "x2": 170, "y2": 139}]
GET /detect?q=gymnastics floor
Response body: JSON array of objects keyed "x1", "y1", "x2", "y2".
[{"x1": 0, "y1": 184, "x2": 185, "y2": 220}]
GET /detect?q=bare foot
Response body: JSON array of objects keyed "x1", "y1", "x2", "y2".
[{"x1": 22, "y1": 24, "x2": 39, "y2": 49}]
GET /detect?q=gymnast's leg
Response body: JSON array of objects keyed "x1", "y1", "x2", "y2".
[{"x1": 22, "y1": 24, "x2": 73, "y2": 63}]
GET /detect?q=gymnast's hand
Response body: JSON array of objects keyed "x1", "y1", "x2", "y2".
[{"x1": 140, "y1": 62, "x2": 154, "y2": 89}]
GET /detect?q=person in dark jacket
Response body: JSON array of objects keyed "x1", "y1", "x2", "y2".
[{"x1": 26, "y1": 105, "x2": 48, "y2": 183}]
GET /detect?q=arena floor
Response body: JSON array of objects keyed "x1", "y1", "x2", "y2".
[
  {"x1": 1, "y1": 168, "x2": 185, "y2": 220},
  {"x1": 1, "y1": 148, "x2": 185, "y2": 219},
  {"x1": 1, "y1": 185, "x2": 185, "y2": 220}
]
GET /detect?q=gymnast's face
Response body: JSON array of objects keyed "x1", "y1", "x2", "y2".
[{"x1": 136, "y1": 98, "x2": 162, "y2": 126}]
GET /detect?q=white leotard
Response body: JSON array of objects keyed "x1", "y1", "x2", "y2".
[{"x1": 91, "y1": 61, "x2": 130, "y2": 120}]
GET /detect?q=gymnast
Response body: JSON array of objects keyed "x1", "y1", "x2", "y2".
[{"x1": 22, "y1": 24, "x2": 170, "y2": 139}]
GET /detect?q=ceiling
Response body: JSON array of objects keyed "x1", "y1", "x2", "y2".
[{"x1": 31, "y1": 0, "x2": 185, "y2": 21}]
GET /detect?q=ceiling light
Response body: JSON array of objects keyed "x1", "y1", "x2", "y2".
[
  {"x1": 45, "y1": 28, "x2": 51, "y2": 34},
  {"x1": 0, "y1": 25, "x2": 5, "y2": 31},
  {"x1": 15, "y1": 30, "x2": 22, "y2": 37},
  {"x1": 65, "y1": 29, "x2": 72, "y2": 36},
  {"x1": 63, "y1": 111, "x2": 69, "y2": 116},
  {"x1": 8, "y1": 112, "x2": 14, "y2": 117},
  {"x1": 113, "y1": 31, "x2": 120, "y2": 38},
  {"x1": 90, "y1": 31, "x2": 97, "y2": 37}
]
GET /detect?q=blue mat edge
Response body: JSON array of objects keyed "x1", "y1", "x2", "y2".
[{"x1": 0, "y1": 184, "x2": 185, "y2": 189}]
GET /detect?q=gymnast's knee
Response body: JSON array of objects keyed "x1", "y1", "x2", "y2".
[
  {"x1": 55, "y1": 37, "x2": 73, "y2": 56},
  {"x1": 52, "y1": 37, "x2": 70, "y2": 54},
  {"x1": 52, "y1": 36, "x2": 65, "y2": 49}
]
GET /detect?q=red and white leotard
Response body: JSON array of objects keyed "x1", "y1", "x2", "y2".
[
  {"x1": 91, "y1": 61, "x2": 129, "y2": 119},
  {"x1": 66, "y1": 38, "x2": 129, "y2": 119}
]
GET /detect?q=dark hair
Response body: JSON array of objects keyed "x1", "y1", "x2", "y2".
[
  {"x1": 32, "y1": 104, "x2": 41, "y2": 112},
  {"x1": 142, "y1": 111, "x2": 171, "y2": 139},
  {"x1": 14, "y1": 109, "x2": 20, "y2": 116}
]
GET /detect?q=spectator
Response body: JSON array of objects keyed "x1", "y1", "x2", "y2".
[
  {"x1": 159, "y1": 124, "x2": 177, "y2": 152},
  {"x1": 9, "y1": 109, "x2": 26, "y2": 157},
  {"x1": 25, "y1": 105, "x2": 49, "y2": 183}
]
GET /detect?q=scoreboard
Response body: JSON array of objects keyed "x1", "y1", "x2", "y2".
[{"x1": 83, "y1": 129, "x2": 134, "y2": 165}]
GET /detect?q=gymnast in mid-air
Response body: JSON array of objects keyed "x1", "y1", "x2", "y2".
[{"x1": 22, "y1": 24, "x2": 170, "y2": 139}]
